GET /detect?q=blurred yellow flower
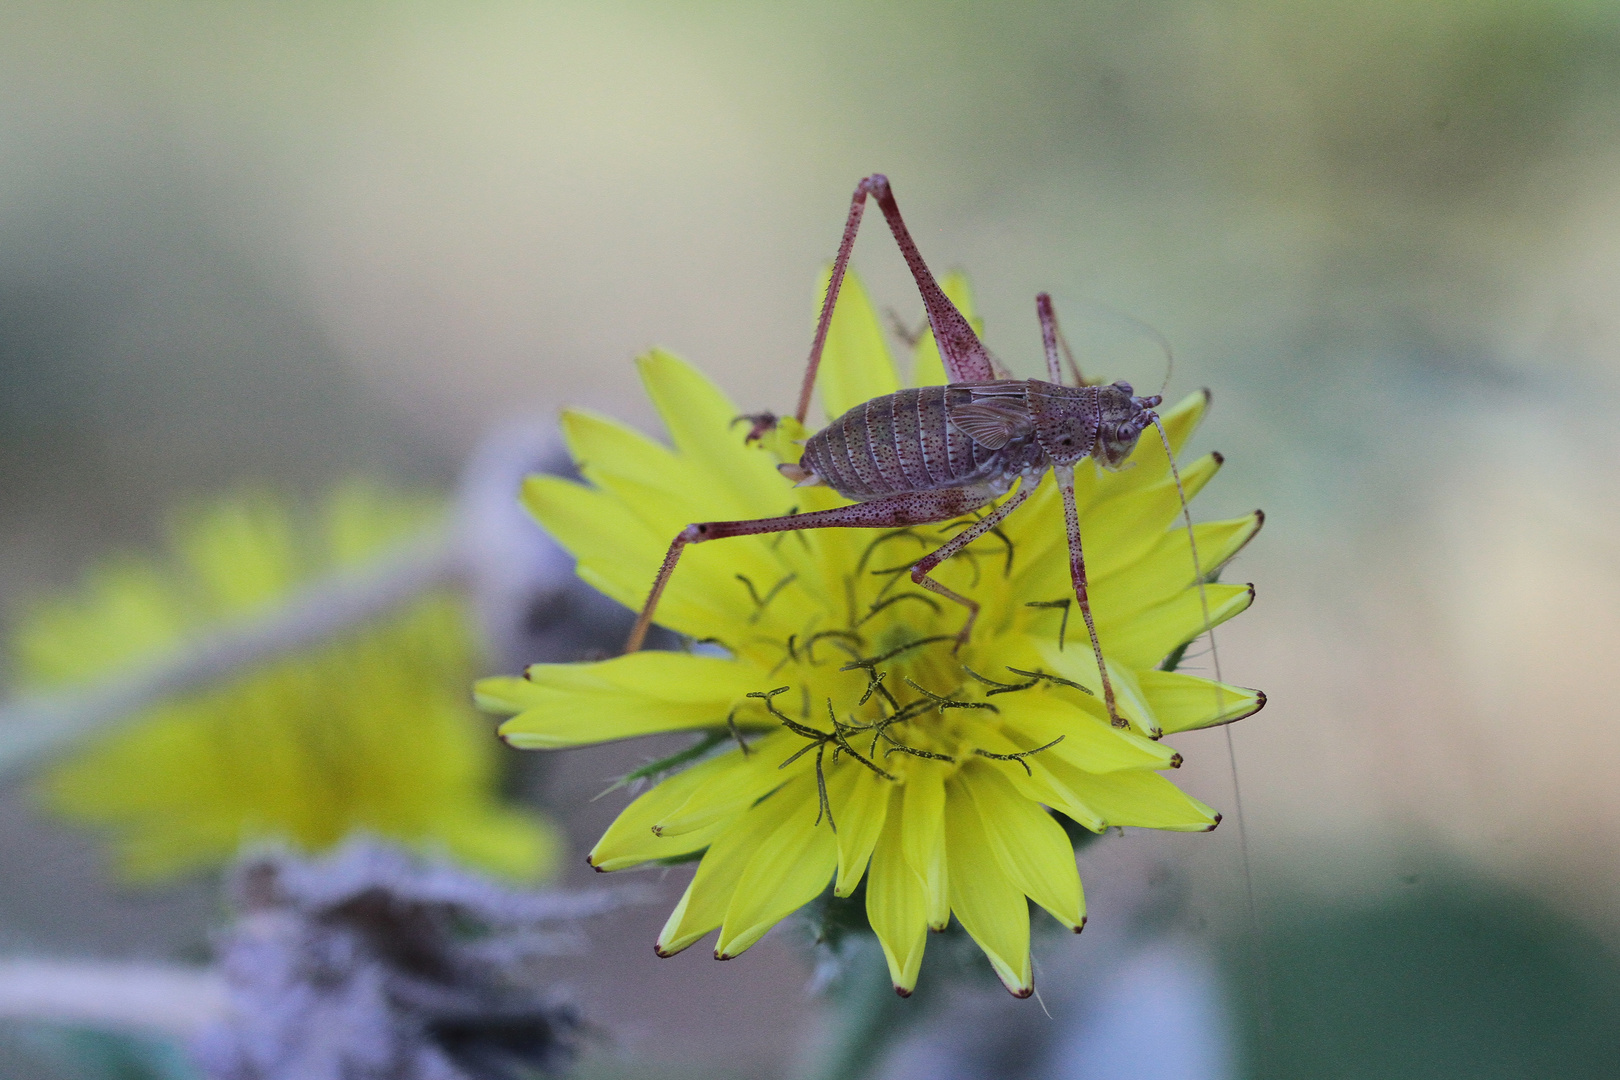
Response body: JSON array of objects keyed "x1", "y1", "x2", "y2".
[
  {"x1": 478, "y1": 273, "x2": 1263, "y2": 996},
  {"x1": 14, "y1": 485, "x2": 559, "y2": 884}
]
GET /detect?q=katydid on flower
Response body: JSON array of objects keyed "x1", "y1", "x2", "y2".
[{"x1": 624, "y1": 174, "x2": 1216, "y2": 730}]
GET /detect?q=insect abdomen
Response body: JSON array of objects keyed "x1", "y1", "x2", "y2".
[{"x1": 801, "y1": 387, "x2": 1008, "y2": 501}]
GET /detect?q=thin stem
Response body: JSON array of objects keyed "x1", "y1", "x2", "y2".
[{"x1": 0, "y1": 527, "x2": 461, "y2": 782}]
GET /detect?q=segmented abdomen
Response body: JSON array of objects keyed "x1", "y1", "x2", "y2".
[{"x1": 800, "y1": 386, "x2": 1008, "y2": 501}]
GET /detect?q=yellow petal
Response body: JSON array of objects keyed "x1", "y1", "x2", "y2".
[
  {"x1": 1137, "y1": 670, "x2": 1266, "y2": 734},
  {"x1": 655, "y1": 777, "x2": 813, "y2": 956},
  {"x1": 865, "y1": 785, "x2": 928, "y2": 994},
  {"x1": 651, "y1": 732, "x2": 804, "y2": 837},
  {"x1": 901, "y1": 764, "x2": 950, "y2": 929},
  {"x1": 716, "y1": 774, "x2": 838, "y2": 957},
  {"x1": 637, "y1": 349, "x2": 793, "y2": 514},
  {"x1": 977, "y1": 728, "x2": 1106, "y2": 833},
  {"x1": 481, "y1": 652, "x2": 772, "y2": 748},
  {"x1": 1091, "y1": 512, "x2": 1263, "y2": 633},
  {"x1": 1077, "y1": 453, "x2": 1225, "y2": 582},
  {"x1": 1104, "y1": 582, "x2": 1255, "y2": 671},
  {"x1": 994, "y1": 694, "x2": 1176, "y2": 774},
  {"x1": 1014, "y1": 638, "x2": 1162, "y2": 737},
  {"x1": 961, "y1": 762, "x2": 1084, "y2": 931},
  {"x1": 1047, "y1": 756, "x2": 1219, "y2": 831},
  {"x1": 815, "y1": 268, "x2": 901, "y2": 422},
  {"x1": 830, "y1": 762, "x2": 893, "y2": 897},
  {"x1": 520, "y1": 474, "x2": 666, "y2": 613},
  {"x1": 561, "y1": 408, "x2": 704, "y2": 526},
  {"x1": 523, "y1": 470, "x2": 821, "y2": 647},
  {"x1": 944, "y1": 775, "x2": 1032, "y2": 996},
  {"x1": 996, "y1": 452, "x2": 1220, "y2": 616},
  {"x1": 588, "y1": 752, "x2": 742, "y2": 870}
]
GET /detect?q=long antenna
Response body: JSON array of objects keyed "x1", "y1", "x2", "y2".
[
  {"x1": 1151, "y1": 414, "x2": 1271, "y2": 1054},
  {"x1": 1050, "y1": 297, "x2": 1175, "y2": 393}
]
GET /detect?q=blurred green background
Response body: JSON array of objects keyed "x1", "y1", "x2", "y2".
[{"x1": 4, "y1": 2, "x2": 1620, "y2": 1077}]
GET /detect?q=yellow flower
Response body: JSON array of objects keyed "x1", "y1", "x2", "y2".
[
  {"x1": 477, "y1": 273, "x2": 1263, "y2": 996},
  {"x1": 16, "y1": 485, "x2": 559, "y2": 884}
]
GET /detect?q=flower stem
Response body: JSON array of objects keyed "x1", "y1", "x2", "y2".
[{"x1": 798, "y1": 937, "x2": 938, "y2": 1080}]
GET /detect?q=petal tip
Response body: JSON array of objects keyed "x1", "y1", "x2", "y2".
[
  {"x1": 1169, "y1": 753, "x2": 1183, "y2": 769},
  {"x1": 1206, "y1": 813, "x2": 1223, "y2": 833},
  {"x1": 894, "y1": 985, "x2": 913, "y2": 998}
]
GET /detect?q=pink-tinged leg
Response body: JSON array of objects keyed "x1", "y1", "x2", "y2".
[
  {"x1": 1054, "y1": 464, "x2": 1126, "y2": 727},
  {"x1": 624, "y1": 488, "x2": 993, "y2": 652},
  {"x1": 864, "y1": 177, "x2": 999, "y2": 383},
  {"x1": 908, "y1": 480, "x2": 1035, "y2": 645},
  {"x1": 764, "y1": 175, "x2": 996, "y2": 437},
  {"x1": 1036, "y1": 293, "x2": 1065, "y2": 385},
  {"x1": 1036, "y1": 293, "x2": 1090, "y2": 387}
]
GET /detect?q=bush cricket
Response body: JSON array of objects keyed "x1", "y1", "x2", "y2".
[{"x1": 624, "y1": 174, "x2": 1211, "y2": 728}]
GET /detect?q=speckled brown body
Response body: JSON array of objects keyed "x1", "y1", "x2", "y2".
[{"x1": 798, "y1": 378, "x2": 1145, "y2": 503}]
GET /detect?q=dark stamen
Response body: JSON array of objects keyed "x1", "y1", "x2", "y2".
[
  {"x1": 1005, "y1": 666, "x2": 1094, "y2": 696},
  {"x1": 801, "y1": 629, "x2": 866, "y2": 663},
  {"x1": 725, "y1": 705, "x2": 753, "y2": 756},
  {"x1": 750, "y1": 688, "x2": 893, "y2": 828},
  {"x1": 857, "y1": 592, "x2": 942, "y2": 627},
  {"x1": 839, "y1": 635, "x2": 956, "y2": 672},
  {"x1": 854, "y1": 527, "x2": 929, "y2": 578},
  {"x1": 883, "y1": 743, "x2": 956, "y2": 763},
  {"x1": 972, "y1": 735, "x2": 1066, "y2": 777},
  {"x1": 857, "y1": 670, "x2": 901, "y2": 713},
  {"x1": 736, "y1": 572, "x2": 798, "y2": 624},
  {"x1": 811, "y1": 744, "x2": 834, "y2": 831},
  {"x1": 902, "y1": 676, "x2": 1000, "y2": 713},
  {"x1": 1025, "y1": 598, "x2": 1072, "y2": 651},
  {"x1": 961, "y1": 665, "x2": 1040, "y2": 697}
]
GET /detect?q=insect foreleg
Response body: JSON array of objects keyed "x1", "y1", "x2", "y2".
[
  {"x1": 1036, "y1": 294, "x2": 1068, "y2": 385},
  {"x1": 624, "y1": 488, "x2": 993, "y2": 652},
  {"x1": 1053, "y1": 464, "x2": 1127, "y2": 728},
  {"x1": 907, "y1": 480, "x2": 1036, "y2": 646}
]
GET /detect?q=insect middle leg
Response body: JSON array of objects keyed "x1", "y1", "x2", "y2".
[
  {"x1": 1053, "y1": 463, "x2": 1128, "y2": 728},
  {"x1": 907, "y1": 480, "x2": 1036, "y2": 646},
  {"x1": 624, "y1": 488, "x2": 993, "y2": 653}
]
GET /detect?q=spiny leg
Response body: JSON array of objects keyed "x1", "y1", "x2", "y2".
[
  {"x1": 765, "y1": 175, "x2": 997, "y2": 434},
  {"x1": 1036, "y1": 292, "x2": 1088, "y2": 387},
  {"x1": 908, "y1": 480, "x2": 1035, "y2": 646},
  {"x1": 624, "y1": 487, "x2": 992, "y2": 652},
  {"x1": 1151, "y1": 415, "x2": 1227, "y2": 712},
  {"x1": 1053, "y1": 464, "x2": 1127, "y2": 727}
]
